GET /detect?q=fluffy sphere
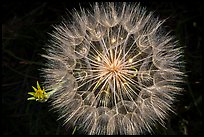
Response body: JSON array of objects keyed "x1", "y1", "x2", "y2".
[{"x1": 41, "y1": 2, "x2": 185, "y2": 135}]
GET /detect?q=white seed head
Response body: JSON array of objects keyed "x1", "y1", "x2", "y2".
[{"x1": 41, "y1": 2, "x2": 185, "y2": 135}]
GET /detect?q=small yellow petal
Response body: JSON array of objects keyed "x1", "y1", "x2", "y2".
[
  {"x1": 44, "y1": 94, "x2": 48, "y2": 99},
  {"x1": 37, "y1": 81, "x2": 42, "y2": 90},
  {"x1": 28, "y1": 92, "x2": 35, "y2": 96},
  {"x1": 27, "y1": 97, "x2": 36, "y2": 100},
  {"x1": 32, "y1": 86, "x2": 37, "y2": 92}
]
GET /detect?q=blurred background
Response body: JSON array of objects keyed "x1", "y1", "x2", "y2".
[{"x1": 2, "y1": 0, "x2": 202, "y2": 135}]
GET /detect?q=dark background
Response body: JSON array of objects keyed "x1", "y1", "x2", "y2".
[{"x1": 2, "y1": 0, "x2": 202, "y2": 135}]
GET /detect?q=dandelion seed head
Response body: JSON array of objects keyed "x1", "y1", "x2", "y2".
[{"x1": 41, "y1": 2, "x2": 185, "y2": 135}]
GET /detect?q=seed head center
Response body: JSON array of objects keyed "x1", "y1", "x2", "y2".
[{"x1": 106, "y1": 60, "x2": 122, "y2": 75}]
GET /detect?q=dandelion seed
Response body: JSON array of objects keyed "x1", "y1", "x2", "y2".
[
  {"x1": 96, "y1": 56, "x2": 101, "y2": 62},
  {"x1": 128, "y1": 58, "x2": 133, "y2": 63},
  {"x1": 111, "y1": 37, "x2": 117, "y2": 44},
  {"x1": 40, "y1": 2, "x2": 185, "y2": 135}
]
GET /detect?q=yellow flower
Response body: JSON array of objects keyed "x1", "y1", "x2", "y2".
[{"x1": 27, "y1": 81, "x2": 48, "y2": 102}]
